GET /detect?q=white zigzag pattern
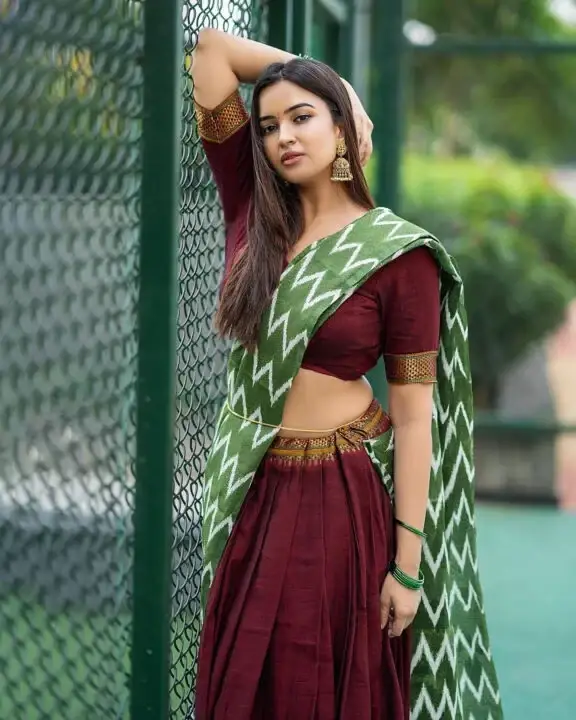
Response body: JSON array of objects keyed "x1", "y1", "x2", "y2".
[
  {"x1": 329, "y1": 222, "x2": 380, "y2": 273},
  {"x1": 444, "y1": 445, "x2": 474, "y2": 501},
  {"x1": 426, "y1": 490, "x2": 445, "y2": 526},
  {"x1": 411, "y1": 632, "x2": 457, "y2": 676},
  {"x1": 459, "y1": 669, "x2": 501, "y2": 705},
  {"x1": 443, "y1": 294, "x2": 468, "y2": 339},
  {"x1": 290, "y1": 251, "x2": 342, "y2": 310},
  {"x1": 418, "y1": 584, "x2": 451, "y2": 628},
  {"x1": 450, "y1": 535, "x2": 479, "y2": 573},
  {"x1": 444, "y1": 491, "x2": 475, "y2": 540},
  {"x1": 454, "y1": 627, "x2": 494, "y2": 662},
  {"x1": 418, "y1": 577, "x2": 485, "y2": 631},
  {"x1": 251, "y1": 349, "x2": 293, "y2": 406},
  {"x1": 266, "y1": 293, "x2": 309, "y2": 360},
  {"x1": 422, "y1": 534, "x2": 449, "y2": 577},
  {"x1": 201, "y1": 210, "x2": 500, "y2": 719},
  {"x1": 411, "y1": 683, "x2": 462, "y2": 720},
  {"x1": 441, "y1": 403, "x2": 474, "y2": 450}
]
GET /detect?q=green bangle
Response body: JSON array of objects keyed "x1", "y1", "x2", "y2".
[
  {"x1": 395, "y1": 518, "x2": 427, "y2": 539},
  {"x1": 389, "y1": 561, "x2": 425, "y2": 591}
]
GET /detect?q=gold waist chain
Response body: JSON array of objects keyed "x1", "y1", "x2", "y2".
[{"x1": 225, "y1": 401, "x2": 376, "y2": 435}]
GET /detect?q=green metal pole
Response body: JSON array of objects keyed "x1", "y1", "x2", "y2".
[
  {"x1": 337, "y1": 0, "x2": 354, "y2": 80},
  {"x1": 292, "y1": 0, "x2": 314, "y2": 56},
  {"x1": 267, "y1": 0, "x2": 313, "y2": 56},
  {"x1": 371, "y1": 0, "x2": 405, "y2": 210},
  {"x1": 268, "y1": 0, "x2": 290, "y2": 50},
  {"x1": 409, "y1": 38, "x2": 576, "y2": 55},
  {"x1": 367, "y1": 0, "x2": 405, "y2": 406},
  {"x1": 130, "y1": 0, "x2": 182, "y2": 717}
]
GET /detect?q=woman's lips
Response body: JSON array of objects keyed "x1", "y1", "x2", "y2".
[{"x1": 281, "y1": 153, "x2": 305, "y2": 166}]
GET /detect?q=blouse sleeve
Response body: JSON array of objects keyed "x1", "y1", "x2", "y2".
[
  {"x1": 194, "y1": 90, "x2": 254, "y2": 277},
  {"x1": 379, "y1": 247, "x2": 441, "y2": 384}
]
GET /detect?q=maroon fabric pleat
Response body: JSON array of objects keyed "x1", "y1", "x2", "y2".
[{"x1": 196, "y1": 403, "x2": 411, "y2": 719}]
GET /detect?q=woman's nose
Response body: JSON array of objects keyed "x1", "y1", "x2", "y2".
[{"x1": 278, "y1": 123, "x2": 296, "y2": 146}]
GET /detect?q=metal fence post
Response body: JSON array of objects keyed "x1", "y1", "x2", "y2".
[
  {"x1": 371, "y1": 0, "x2": 405, "y2": 210},
  {"x1": 366, "y1": 0, "x2": 405, "y2": 405},
  {"x1": 130, "y1": 0, "x2": 182, "y2": 717},
  {"x1": 292, "y1": 0, "x2": 314, "y2": 56},
  {"x1": 268, "y1": 0, "x2": 290, "y2": 50}
]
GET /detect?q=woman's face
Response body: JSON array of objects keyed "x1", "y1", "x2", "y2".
[{"x1": 258, "y1": 80, "x2": 341, "y2": 185}]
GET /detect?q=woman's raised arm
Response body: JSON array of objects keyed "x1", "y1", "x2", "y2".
[
  {"x1": 191, "y1": 29, "x2": 373, "y2": 163},
  {"x1": 191, "y1": 28, "x2": 295, "y2": 110}
]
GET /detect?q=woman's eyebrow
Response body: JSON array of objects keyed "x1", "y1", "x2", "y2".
[{"x1": 259, "y1": 102, "x2": 315, "y2": 122}]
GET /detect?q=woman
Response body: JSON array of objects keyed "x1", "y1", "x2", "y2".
[{"x1": 191, "y1": 29, "x2": 502, "y2": 720}]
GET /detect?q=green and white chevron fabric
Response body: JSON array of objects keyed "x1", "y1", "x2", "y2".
[{"x1": 201, "y1": 207, "x2": 503, "y2": 719}]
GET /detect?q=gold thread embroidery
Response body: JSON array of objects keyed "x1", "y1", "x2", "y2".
[
  {"x1": 385, "y1": 350, "x2": 438, "y2": 384},
  {"x1": 194, "y1": 90, "x2": 249, "y2": 143},
  {"x1": 266, "y1": 402, "x2": 391, "y2": 464}
]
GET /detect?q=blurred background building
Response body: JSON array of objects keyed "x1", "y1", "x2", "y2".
[{"x1": 1, "y1": 1, "x2": 575, "y2": 718}]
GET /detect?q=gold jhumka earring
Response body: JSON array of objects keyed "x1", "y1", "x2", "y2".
[{"x1": 330, "y1": 138, "x2": 353, "y2": 182}]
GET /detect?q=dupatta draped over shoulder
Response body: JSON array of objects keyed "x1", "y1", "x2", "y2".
[{"x1": 200, "y1": 207, "x2": 502, "y2": 720}]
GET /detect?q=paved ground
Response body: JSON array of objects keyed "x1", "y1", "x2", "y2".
[{"x1": 476, "y1": 503, "x2": 576, "y2": 719}]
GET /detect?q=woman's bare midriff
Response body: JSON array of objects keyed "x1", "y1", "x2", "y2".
[{"x1": 277, "y1": 368, "x2": 374, "y2": 438}]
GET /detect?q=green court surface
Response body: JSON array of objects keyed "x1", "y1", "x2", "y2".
[
  {"x1": 476, "y1": 503, "x2": 576, "y2": 720},
  {"x1": 1, "y1": 504, "x2": 574, "y2": 718}
]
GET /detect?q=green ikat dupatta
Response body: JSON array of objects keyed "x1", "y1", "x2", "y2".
[{"x1": 201, "y1": 207, "x2": 503, "y2": 719}]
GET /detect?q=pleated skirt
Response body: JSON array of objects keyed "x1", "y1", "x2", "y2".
[{"x1": 195, "y1": 400, "x2": 411, "y2": 719}]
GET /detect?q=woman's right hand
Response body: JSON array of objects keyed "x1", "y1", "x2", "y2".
[{"x1": 341, "y1": 79, "x2": 374, "y2": 167}]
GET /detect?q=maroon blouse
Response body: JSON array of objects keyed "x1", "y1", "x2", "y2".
[{"x1": 195, "y1": 91, "x2": 440, "y2": 383}]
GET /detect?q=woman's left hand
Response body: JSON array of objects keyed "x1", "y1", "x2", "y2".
[
  {"x1": 341, "y1": 79, "x2": 374, "y2": 167},
  {"x1": 380, "y1": 571, "x2": 422, "y2": 637}
]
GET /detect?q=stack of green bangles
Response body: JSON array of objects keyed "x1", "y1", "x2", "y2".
[
  {"x1": 390, "y1": 518, "x2": 427, "y2": 590},
  {"x1": 389, "y1": 560, "x2": 425, "y2": 591}
]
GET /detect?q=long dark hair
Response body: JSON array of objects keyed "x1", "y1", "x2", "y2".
[{"x1": 215, "y1": 58, "x2": 375, "y2": 350}]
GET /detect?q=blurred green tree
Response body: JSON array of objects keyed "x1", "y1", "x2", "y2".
[
  {"x1": 409, "y1": 0, "x2": 576, "y2": 163},
  {"x1": 399, "y1": 154, "x2": 576, "y2": 407}
]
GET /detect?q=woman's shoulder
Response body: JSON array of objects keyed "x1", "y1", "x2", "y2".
[{"x1": 364, "y1": 246, "x2": 438, "y2": 289}]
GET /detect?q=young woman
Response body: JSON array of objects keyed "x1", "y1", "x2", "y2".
[{"x1": 191, "y1": 29, "x2": 502, "y2": 720}]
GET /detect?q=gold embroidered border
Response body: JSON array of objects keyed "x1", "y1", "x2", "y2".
[
  {"x1": 385, "y1": 350, "x2": 438, "y2": 384},
  {"x1": 267, "y1": 401, "x2": 390, "y2": 464},
  {"x1": 194, "y1": 90, "x2": 249, "y2": 143}
]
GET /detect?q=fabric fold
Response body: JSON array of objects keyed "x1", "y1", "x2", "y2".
[{"x1": 195, "y1": 401, "x2": 411, "y2": 719}]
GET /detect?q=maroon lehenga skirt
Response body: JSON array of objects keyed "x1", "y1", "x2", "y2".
[{"x1": 195, "y1": 400, "x2": 411, "y2": 719}]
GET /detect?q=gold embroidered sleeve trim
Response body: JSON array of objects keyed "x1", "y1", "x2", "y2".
[
  {"x1": 385, "y1": 351, "x2": 438, "y2": 384},
  {"x1": 194, "y1": 90, "x2": 249, "y2": 143}
]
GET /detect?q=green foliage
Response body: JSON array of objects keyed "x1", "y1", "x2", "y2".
[
  {"x1": 408, "y1": 0, "x2": 576, "y2": 163},
  {"x1": 388, "y1": 155, "x2": 576, "y2": 406}
]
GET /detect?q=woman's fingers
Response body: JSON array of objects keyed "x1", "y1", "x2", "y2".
[
  {"x1": 355, "y1": 115, "x2": 373, "y2": 167},
  {"x1": 361, "y1": 132, "x2": 373, "y2": 167},
  {"x1": 381, "y1": 574, "x2": 420, "y2": 637},
  {"x1": 380, "y1": 593, "x2": 392, "y2": 630},
  {"x1": 388, "y1": 610, "x2": 413, "y2": 638}
]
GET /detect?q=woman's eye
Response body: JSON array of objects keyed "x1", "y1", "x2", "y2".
[
  {"x1": 294, "y1": 114, "x2": 311, "y2": 123},
  {"x1": 261, "y1": 124, "x2": 277, "y2": 136}
]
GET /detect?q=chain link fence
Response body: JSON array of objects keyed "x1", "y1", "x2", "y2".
[
  {"x1": 0, "y1": 0, "x2": 143, "y2": 717},
  {"x1": 173, "y1": 3, "x2": 267, "y2": 717},
  {"x1": 1, "y1": 0, "x2": 266, "y2": 718}
]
